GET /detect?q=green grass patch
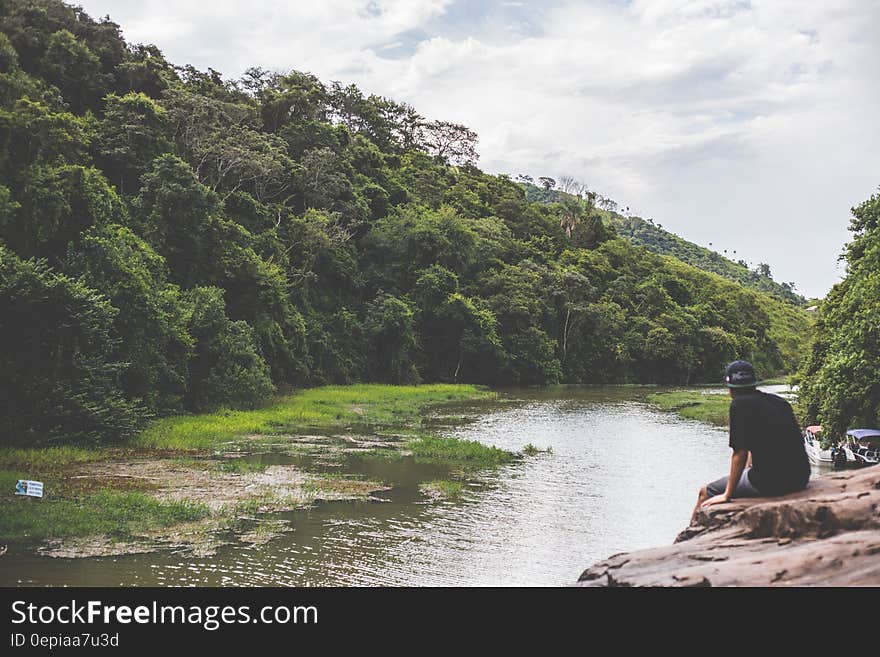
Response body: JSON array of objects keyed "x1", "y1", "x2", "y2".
[
  {"x1": 135, "y1": 384, "x2": 493, "y2": 451},
  {"x1": 406, "y1": 436, "x2": 515, "y2": 466},
  {"x1": 361, "y1": 435, "x2": 517, "y2": 466},
  {"x1": 0, "y1": 469, "x2": 28, "y2": 495},
  {"x1": 0, "y1": 446, "x2": 119, "y2": 470},
  {"x1": 420, "y1": 479, "x2": 465, "y2": 498},
  {"x1": 0, "y1": 490, "x2": 209, "y2": 542},
  {"x1": 647, "y1": 390, "x2": 730, "y2": 426}
]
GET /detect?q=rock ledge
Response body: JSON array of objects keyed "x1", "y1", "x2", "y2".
[{"x1": 577, "y1": 466, "x2": 880, "y2": 586}]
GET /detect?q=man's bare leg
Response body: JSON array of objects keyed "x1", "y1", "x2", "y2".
[{"x1": 692, "y1": 485, "x2": 709, "y2": 522}]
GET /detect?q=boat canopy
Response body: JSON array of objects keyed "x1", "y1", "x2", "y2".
[
  {"x1": 846, "y1": 429, "x2": 880, "y2": 440},
  {"x1": 805, "y1": 425, "x2": 822, "y2": 434}
]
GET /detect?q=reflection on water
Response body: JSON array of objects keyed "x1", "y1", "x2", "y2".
[{"x1": 1, "y1": 385, "x2": 818, "y2": 586}]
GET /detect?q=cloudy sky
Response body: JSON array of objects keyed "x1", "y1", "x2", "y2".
[{"x1": 77, "y1": 0, "x2": 880, "y2": 298}]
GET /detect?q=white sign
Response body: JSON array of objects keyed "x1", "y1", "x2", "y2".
[{"x1": 15, "y1": 480, "x2": 43, "y2": 498}]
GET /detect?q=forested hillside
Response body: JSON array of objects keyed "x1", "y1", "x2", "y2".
[
  {"x1": 521, "y1": 182, "x2": 805, "y2": 305},
  {"x1": 0, "y1": 0, "x2": 811, "y2": 446}
]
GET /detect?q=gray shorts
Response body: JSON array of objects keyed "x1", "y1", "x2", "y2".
[{"x1": 706, "y1": 468, "x2": 761, "y2": 498}]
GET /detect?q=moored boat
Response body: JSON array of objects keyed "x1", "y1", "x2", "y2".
[
  {"x1": 842, "y1": 429, "x2": 880, "y2": 467},
  {"x1": 803, "y1": 425, "x2": 833, "y2": 465}
]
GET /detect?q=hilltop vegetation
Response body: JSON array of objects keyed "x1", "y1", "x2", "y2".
[
  {"x1": 0, "y1": 0, "x2": 811, "y2": 446},
  {"x1": 607, "y1": 215, "x2": 804, "y2": 304},
  {"x1": 521, "y1": 182, "x2": 805, "y2": 305}
]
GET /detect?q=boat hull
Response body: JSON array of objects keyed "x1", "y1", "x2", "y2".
[
  {"x1": 844, "y1": 446, "x2": 880, "y2": 467},
  {"x1": 804, "y1": 438, "x2": 833, "y2": 465}
]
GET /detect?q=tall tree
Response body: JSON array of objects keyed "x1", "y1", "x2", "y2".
[
  {"x1": 417, "y1": 120, "x2": 479, "y2": 165},
  {"x1": 95, "y1": 92, "x2": 171, "y2": 194}
]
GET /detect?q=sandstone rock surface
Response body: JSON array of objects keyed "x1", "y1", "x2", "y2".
[{"x1": 577, "y1": 466, "x2": 880, "y2": 586}]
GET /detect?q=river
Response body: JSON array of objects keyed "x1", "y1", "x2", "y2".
[{"x1": 1, "y1": 385, "x2": 816, "y2": 586}]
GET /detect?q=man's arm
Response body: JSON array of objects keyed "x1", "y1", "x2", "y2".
[{"x1": 702, "y1": 448, "x2": 749, "y2": 507}]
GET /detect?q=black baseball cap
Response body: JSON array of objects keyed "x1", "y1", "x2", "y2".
[{"x1": 724, "y1": 360, "x2": 758, "y2": 388}]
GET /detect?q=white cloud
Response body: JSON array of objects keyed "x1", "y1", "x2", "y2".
[{"x1": 76, "y1": 0, "x2": 880, "y2": 297}]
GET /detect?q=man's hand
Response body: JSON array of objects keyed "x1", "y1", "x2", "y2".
[{"x1": 701, "y1": 493, "x2": 730, "y2": 508}]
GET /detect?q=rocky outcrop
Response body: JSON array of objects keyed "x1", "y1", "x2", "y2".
[{"x1": 577, "y1": 466, "x2": 880, "y2": 586}]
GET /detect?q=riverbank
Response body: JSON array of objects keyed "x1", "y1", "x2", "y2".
[
  {"x1": 646, "y1": 377, "x2": 793, "y2": 426},
  {"x1": 577, "y1": 465, "x2": 880, "y2": 586},
  {"x1": 646, "y1": 390, "x2": 730, "y2": 425},
  {"x1": 0, "y1": 384, "x2": 519, "y2": 558}
]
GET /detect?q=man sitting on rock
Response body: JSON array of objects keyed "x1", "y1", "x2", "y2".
[{"x1": 695, "y1": 360, "x2": 811, "y2": 514}]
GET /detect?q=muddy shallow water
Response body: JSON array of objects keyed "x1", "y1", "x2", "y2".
[{"x1": 0, "y1": 385, "x2": 816, "y2": 586}]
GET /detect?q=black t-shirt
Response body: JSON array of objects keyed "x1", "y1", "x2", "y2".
[{"x1": 729, "y1": 390, "x2": 810, "y2": 494}]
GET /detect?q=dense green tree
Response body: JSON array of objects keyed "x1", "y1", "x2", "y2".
[
  {"x1": 200, "y1": 215, "x2": 309, "y2": 385},
  {"x1": 160, "y1": 85, "x2": 257, "y2": 179},
  {"x1": 132, "y1": 154, "x2": 218, "y2": 287},
  {"x1": 66, "y1": 224, "x2": 192, "y2": 413},
  {"x1": 0, "y1": 183, "x2": 17, "y2": 220},
  {"x1": 0, "y1": 97, "x2": 91, "y2": 172},
  {"x1": 94, "y1": 92, "x2": 171, "y2": 193},
  {"x1": 182, "y1": 286, "x2": 274, "y2": 411},
  {"x1": 0, "y1": 245, "x2": 145, "y2": 445},
  {"x1": 550, "y1": 264, "x2": 596, "y2": 370},
  {"x1": 0, "y1": 30, "x2": 59, "y2": 107},
  {"x1": 363, "y1": 293, "x2": 420, "y2": 384},
  {"x1": 115, "y1": 44, "x2": 173, "y2": 98},
  {"x1": 281, "y1": 208, "x2": 359, "y2": 311},
  {"x1": 2, "y1": 163, "x2": 123, "y2": 259},
  {"x1": 562, "y1": 300, "x2": 629, "y2": 382},
  {"x1": 1, "y1": 0, "x2": 80, "y2": 73},
  {"x1": 364, "y1": 204, "x2": 511, "y2": 293},
  {"x1": 38, "y1": 28, "x2": 108, "y2": 113},
  {"x1": 303, "y1": 309, "x2": 365, "y2": 385},
  {"x1": 255, "y1": 69, "x2": 327, "y2": 133},
  {"x1": 480, "y1": 263, "x2": 561, "y2": 384},
  {"x1": 798, "y1": 189, "x2": 880, "y2": 436},
  {"x1": 411, "y1": 265, "x2": 501, "y2": 381},
  {"x1": 294, "y1": 146, "x2": 368, "y2": 227}
]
